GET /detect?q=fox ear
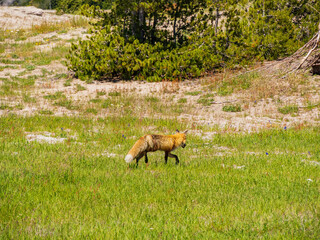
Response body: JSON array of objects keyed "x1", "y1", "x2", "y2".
[
  {"x1": 176, "y1": 129, "x2": 180, "y2": 133},
  {"x1": 183, "y1": 130, "x2": 189, "y2": 134}
]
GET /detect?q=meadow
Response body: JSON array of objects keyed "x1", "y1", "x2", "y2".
[
  {"x1": 1, "y1": 6, "x2": 320, "y2": 239},
  {"x1": 0, "y1": 115, "x2": 319, "y2": 239}
]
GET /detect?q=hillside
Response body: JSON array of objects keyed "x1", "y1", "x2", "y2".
[{"x1": 0, "y1": 6, "x2": 319, "y2": 133}]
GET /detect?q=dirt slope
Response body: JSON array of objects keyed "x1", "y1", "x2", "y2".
[{"x1": 0, "y1": 6, "x2": 319, "y2": 132}]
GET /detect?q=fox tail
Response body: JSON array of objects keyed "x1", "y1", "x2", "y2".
[{"x1": 125, "y1": 137, "x2": 148, "y2": 163}]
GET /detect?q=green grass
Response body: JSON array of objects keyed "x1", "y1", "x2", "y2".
[
  {"x1": 278, "y1": 105, "x2": 299, "y2": 115},
  {"x1": 6, "y1": 42, "x2": 36, "y2": 59},
  {"x1": 39, "y1": 109, "x2": 54, "y2": 115},
  {"x1": 89, "y1": 98, "x2": 102, "y2": 104},
  {"x1": 178, "y1": 98, "x2": 187, "y2": 104},
  {"x1": 0, "y1": 65, "x2": 18, "y2": 72},
  {"x1": 108, "y1": 91, "x2": 121, "y2": 97},
  {"x1": 197, "y1": 94, "x2": 215, "y2": 106},
  {"x1": 54, "y1": 99, "x2": 79, "y2": 110},
  {"x1": 44, "y1": 92, "x2": 79, "y2": 110},
  {"x1": 0, "y1": 76, "x2": 37, "y2": 97},
  {"x1": 64, "y1": 79, "x2": 72, "y2": 87},
  {"x1": 96, "y1": 90, "x2": 106, "y2": 97},
  {"x1": 15, "y1": 103, "x2": 24, "y2": 110},
  {"x1": 146, "y1": 96, "x2": 160, "y2": 102},
  {"x1": 185, "y1": 91, "x2": 202, "y2": 96},
  {"x1": 23, "y1": 93, "x2": 37, "y2": 103},
  {"x1": 75, "y1": 84, "x2": 86, "y2": 92},
  {"x1": 306, "y1": 102, "x2": 320, "y2": 110},
  {"x1": 0, "y1": 59, "x2": 25, "y2": 65},
  {"x1": 11, "y1": 75, "x2": 37, "y2": 87},
  {"x1": 55, "y1": 73, "x2": 68, "y2": 80},
  {"x1": 0, "y1": 43, "x2": 5, "y2": 54},
  {"x1": 85, "y1": 108, "x2": 98, "y2": 114},
  {"x1": 0, "y1": 29, "x2": 26, "y2": 42},
  {"x1": 31, "y1": 45, "x2": 69, "y2": 66},
  {"x1": 0, "y1": 115, "x2": 319, "y2": 238},
  {"x1": 23, "y1": 64, "x2": 36, "y2": 71},
  {"x1": 222, "y1": 104, "x2": 242, "y2": 112},
  {"x1": 44, "y1": 91, "x2": 66, "y2": 101},
  {"x1": 58, "y1": 29, "x2": 68, "y2": 34},
  {"x1": 0, "y1": 84, "x2": 15, "y2": 96},
  {"x1": 101, "y1": 99, "x2": 112, "y2": 108},
  {"x1": 197, "y1": 98, "x2": 213, "y2": 106},
  {"x1": 218, "y1": 72, "x2": 260, "y2": 96},
  {"x1": 202, "y1": 93, "x2": 215, "y2": 98},
  {"x1": 17, "y1": 70, "x2": 28, "y2": 76},
  {"x1": 0, "y1": 104, "x2": 10, "y2": 110}
]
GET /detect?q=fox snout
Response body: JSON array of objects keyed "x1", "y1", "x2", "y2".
[{"x1": 181, "y1": 143, "x2": 186, "y2": 148}]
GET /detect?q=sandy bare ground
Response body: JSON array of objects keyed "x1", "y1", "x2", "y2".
[
  {"x1": 4, "y1": 75, "x2": 319, "y2": 132},
  {"x1": 0, "y1": 7, "x2": 320, "y2": 132},
  {"x1": 0, "y1": 6, "x2": 76, "y2": 29}
]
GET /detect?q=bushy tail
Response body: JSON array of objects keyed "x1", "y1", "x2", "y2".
[
  {"x1": 124, "y1": 154, "x2": 134, "y2": 163},
  {"x1": 125, "y1": 137, "x2": 147, "y2": 163}
]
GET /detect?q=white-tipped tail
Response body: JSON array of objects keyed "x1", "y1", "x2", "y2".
[{"x1": 125, "y1": 154, "x2": 134, "y2": 163}]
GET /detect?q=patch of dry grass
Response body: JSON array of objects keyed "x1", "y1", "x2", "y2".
[
  {"x1": 160, "y1": 80, "x2": 180, "y2": 93},
  {"x1": 247, "y1": 72, "x2": 310, "y2": 100},
  {"x1": 202, "y1": 69, "x2": 313, "y2": 102},
  {"x1": 30, "y1": 16, "x2": 89, "y2": 35},
  {"x1": 0, "y1": 29, "x2": 26, "y2": 41},
  {"x1": 0, "y1": 17, "x2": 89, "y2": 42}
]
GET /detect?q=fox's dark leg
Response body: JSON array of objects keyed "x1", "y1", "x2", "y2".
[
  {"x1": 168, "y1": 153, "x2": 179, "y2": 164},
  {"x1": 145, "y1": 153, "x2": 148, "y2": 164},
  {"x1": 136, "y1": 153, "x2": 144, "y2": 165},
  {"x1": 165, "y1": 152, "x2": 169, "y2": 164}
]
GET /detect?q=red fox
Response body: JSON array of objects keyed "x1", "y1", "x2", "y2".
[{"x1": 125, "y1": 130, "x2": 188, "y2": 165}]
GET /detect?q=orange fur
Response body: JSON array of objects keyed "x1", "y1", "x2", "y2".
[{"x1": 125, "y1": 130, "x2": 188, "y2": 165}]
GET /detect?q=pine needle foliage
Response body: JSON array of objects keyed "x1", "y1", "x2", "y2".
[{"x1": 67, "y1": 0, "x2": 320, "y2": 81}]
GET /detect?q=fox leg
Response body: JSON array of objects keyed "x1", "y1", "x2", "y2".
[
  {"x1": 145, "y1": 153, "x2": 148, "y2": 164},
  {"x1": 165, "y1": 152, "x2": 169, "y2": 164},
  {"x1": 135, "y1": 153, "x2": 144, "y2": 165},
  {"x1": 168, "y1": 153, "x2": 179, "y2": 165}
]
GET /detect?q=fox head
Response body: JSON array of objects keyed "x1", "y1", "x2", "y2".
[{"x1": 175, "y1": 129, "x2": 188, "y2": 148}]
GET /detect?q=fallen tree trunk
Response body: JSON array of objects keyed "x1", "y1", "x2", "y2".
[{"x1": 295, "y1": 31, "x2": 320, "y2": 70}]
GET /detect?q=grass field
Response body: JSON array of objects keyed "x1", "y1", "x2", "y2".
[
  {"x1": 0, "y1": 115, "x2": 319, "y2": 239},
  {"x1": 1, "y1": 7, "x2": 320, "y2": 239}
]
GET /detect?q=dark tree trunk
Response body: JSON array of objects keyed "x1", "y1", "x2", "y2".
[
  {"x1": 138, "y1": 5, "x2": 145, "y2": 42},
  {"x1": 173, "y1": 1, "x2": 181, "y2": 47},
  {"x1": 151, "y1": 12, "x2": 158, "y2": 44},
  {"x1": 215, "y1": 7, "x2": 219, "y2": 34},
  {"x1": 123, "y1": 15, "x2": 127, "y2": 40},
  {"x1": 131, "y1": 10, "x2": 138, "y2": 39},
  {"x1": 173, "y1": 15, "x2": 177, "y2": 46}
]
